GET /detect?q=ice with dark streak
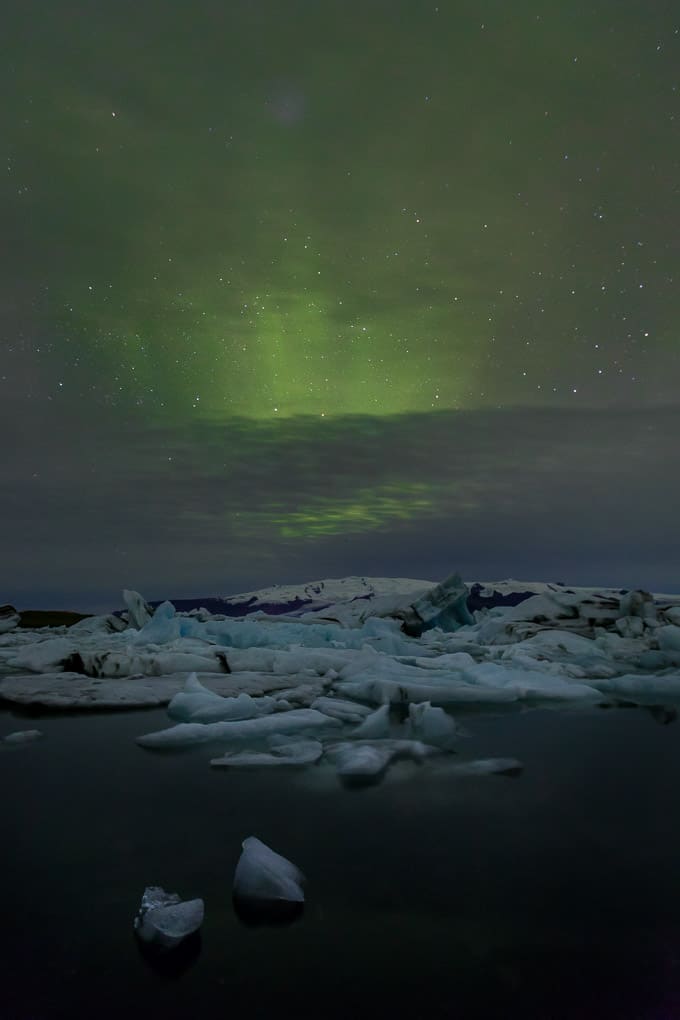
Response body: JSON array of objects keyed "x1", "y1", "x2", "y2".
[{"x1": 134, "y1": 886, "x2": 204, "y2": 949}]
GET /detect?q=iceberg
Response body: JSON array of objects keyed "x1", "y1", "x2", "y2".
[
  {"x1": 134, "y1": 886, "x2": 204, "y2": 949},
  {"x1": 397, "y1": 572, "x2": 475, "y2": 635},
  {"x1": 122, "y1": 589, "x2": 154, "y2": 630},
  {"x1": 233, "y1": 837, "x2": 305, "y2": 923}
]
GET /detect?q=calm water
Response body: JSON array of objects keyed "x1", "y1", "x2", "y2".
[{"x1": 2, "y1": 698, "x2": 680, "y2": 1019}]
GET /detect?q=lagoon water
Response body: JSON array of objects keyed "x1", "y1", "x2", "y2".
[{"x1": 2, "y1": 698, "x2": 680, "y2": 1019}]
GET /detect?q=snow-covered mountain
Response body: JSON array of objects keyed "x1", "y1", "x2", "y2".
[
  {"x1": 147, "y1": 576, "x2": 434, "y2": 618},
  {"x1": 149, "y1": 575, "x2": 680, "y2": 620}
]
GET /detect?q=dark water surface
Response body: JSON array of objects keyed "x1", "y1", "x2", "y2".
[{"x1": 2, "y1": 701, "x2": 680, "y2": 1019}]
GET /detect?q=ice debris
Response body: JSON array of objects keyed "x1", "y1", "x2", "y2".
[{"x1": 134, "y1": 886, "x2": 204, "y2": 949}]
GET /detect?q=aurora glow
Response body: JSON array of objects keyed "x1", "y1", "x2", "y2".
[{"x1": 2, "y1": 0, "x2": 679, "y2": 607}]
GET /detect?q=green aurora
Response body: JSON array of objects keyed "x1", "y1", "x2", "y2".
[{"x1": 5, "y1": 0, "x2": 678, "y2": 422}]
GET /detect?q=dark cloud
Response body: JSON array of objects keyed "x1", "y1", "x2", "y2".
[{"x1": 2, "y1": 404, "x2": 677, "y2": 610}]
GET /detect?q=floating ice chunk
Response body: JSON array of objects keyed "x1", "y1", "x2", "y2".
[
  {"x1": 461, "y1": 661, "x2": 602, "y2": 701},
  {"x1": 351, "y1": 704, "x2": 391, "y2": 739},
  {"x1": 68, "y1": 613, "x2": 127, "y2": 635},
  {"x1": 407, "y1": 701, "x2": 460, "y2": 750},
  {"x1": 411, "y1": 651, "x2": 477, "y2": 672},
  {"x1": 134, "y1": 886, "x2": 204, "y2": 949},
  {"x1": 210, "y1": 739, "x2": 323, "y2": 768},
  {"x1": 167, "y1": 673, "x2": 274, "y2": 723},
  {"x1": 136, "y1": 708, "x2": 342, "y2": 749},
  {"x1": 592, "y1": 672, "x2": 680, "y2": 698},
  {"x1": 331, "y1": 743, "x2": 394, "y2": 784},
  {"x1": 448, "y1": 757, "x2": 523, "y2": 777},
  {"x1": 233, "y1": 837, "x2": 304, "y2": 922},
  {"x1": 3, "y1": 729, "x2": 43, "y2": 744},
  {"x1": 619, "y1": 589, "x2": 657, "y2": 620},
  {"x1": 310, "y1": 696, "x2": 372, "y2": 723},
  {"x1": 189, "y1": 693, "x2": 279, "y2": 724},
  {"x1": 123, "y1": 589, "x2": 153, "y2": 630},
  {"x1": 273, "y1": 680, "x2": 331, "y2": 707},
  {"x1": 7, "y1": 637, "x2": 76, "y2": 672},
  {"x1": 0, "y1": 671, "x2": 291, "y2": 710},
  {"x1": 615, "y1": 616, "x2": 644, "y2": 638},
  {"x1": 326, "y1": 738, "x2": 438, "y2": 787},
  {"x1": 68, "y1": 648, "x2": 225, "y2": 679},
  {"x1": 657, "y1": 625, "x2": 680, "y2": 655},
  {"x1": 635, "y1": 650, "x2": 672, "y2": 671}
]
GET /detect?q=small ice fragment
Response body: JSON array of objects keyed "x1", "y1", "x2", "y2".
[
  {"x1": 327, "y1": 738, "x2": 437, "y2": 788},
  {"x1": 233, "y1": 837, "x2": 304, "y2": 923},
  {"x1": 133, "y1": 886, "x2": 204, "y2": 949},
  {"x1": 334, "y1": 743, "x2": 394, "y2": 784},
  {"x1": 3, "y1": 729, "x2": 44, "y2": 744}
]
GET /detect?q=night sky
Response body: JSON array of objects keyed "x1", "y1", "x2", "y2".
[{"x1": 2, "y1": 0, "x2": 679, "y2": 610}]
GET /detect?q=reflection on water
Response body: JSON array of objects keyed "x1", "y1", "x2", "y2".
[
  {"x1": 136, "y1": 932, "x2": 203, "y2": 979},
  {"x1": 2, "y1": 700, "x2": 680, "y2": 1019}
]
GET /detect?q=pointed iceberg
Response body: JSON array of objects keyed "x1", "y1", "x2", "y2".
[{"x1": 233, "y1": 837, "x2": 305, "y2": 923}]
